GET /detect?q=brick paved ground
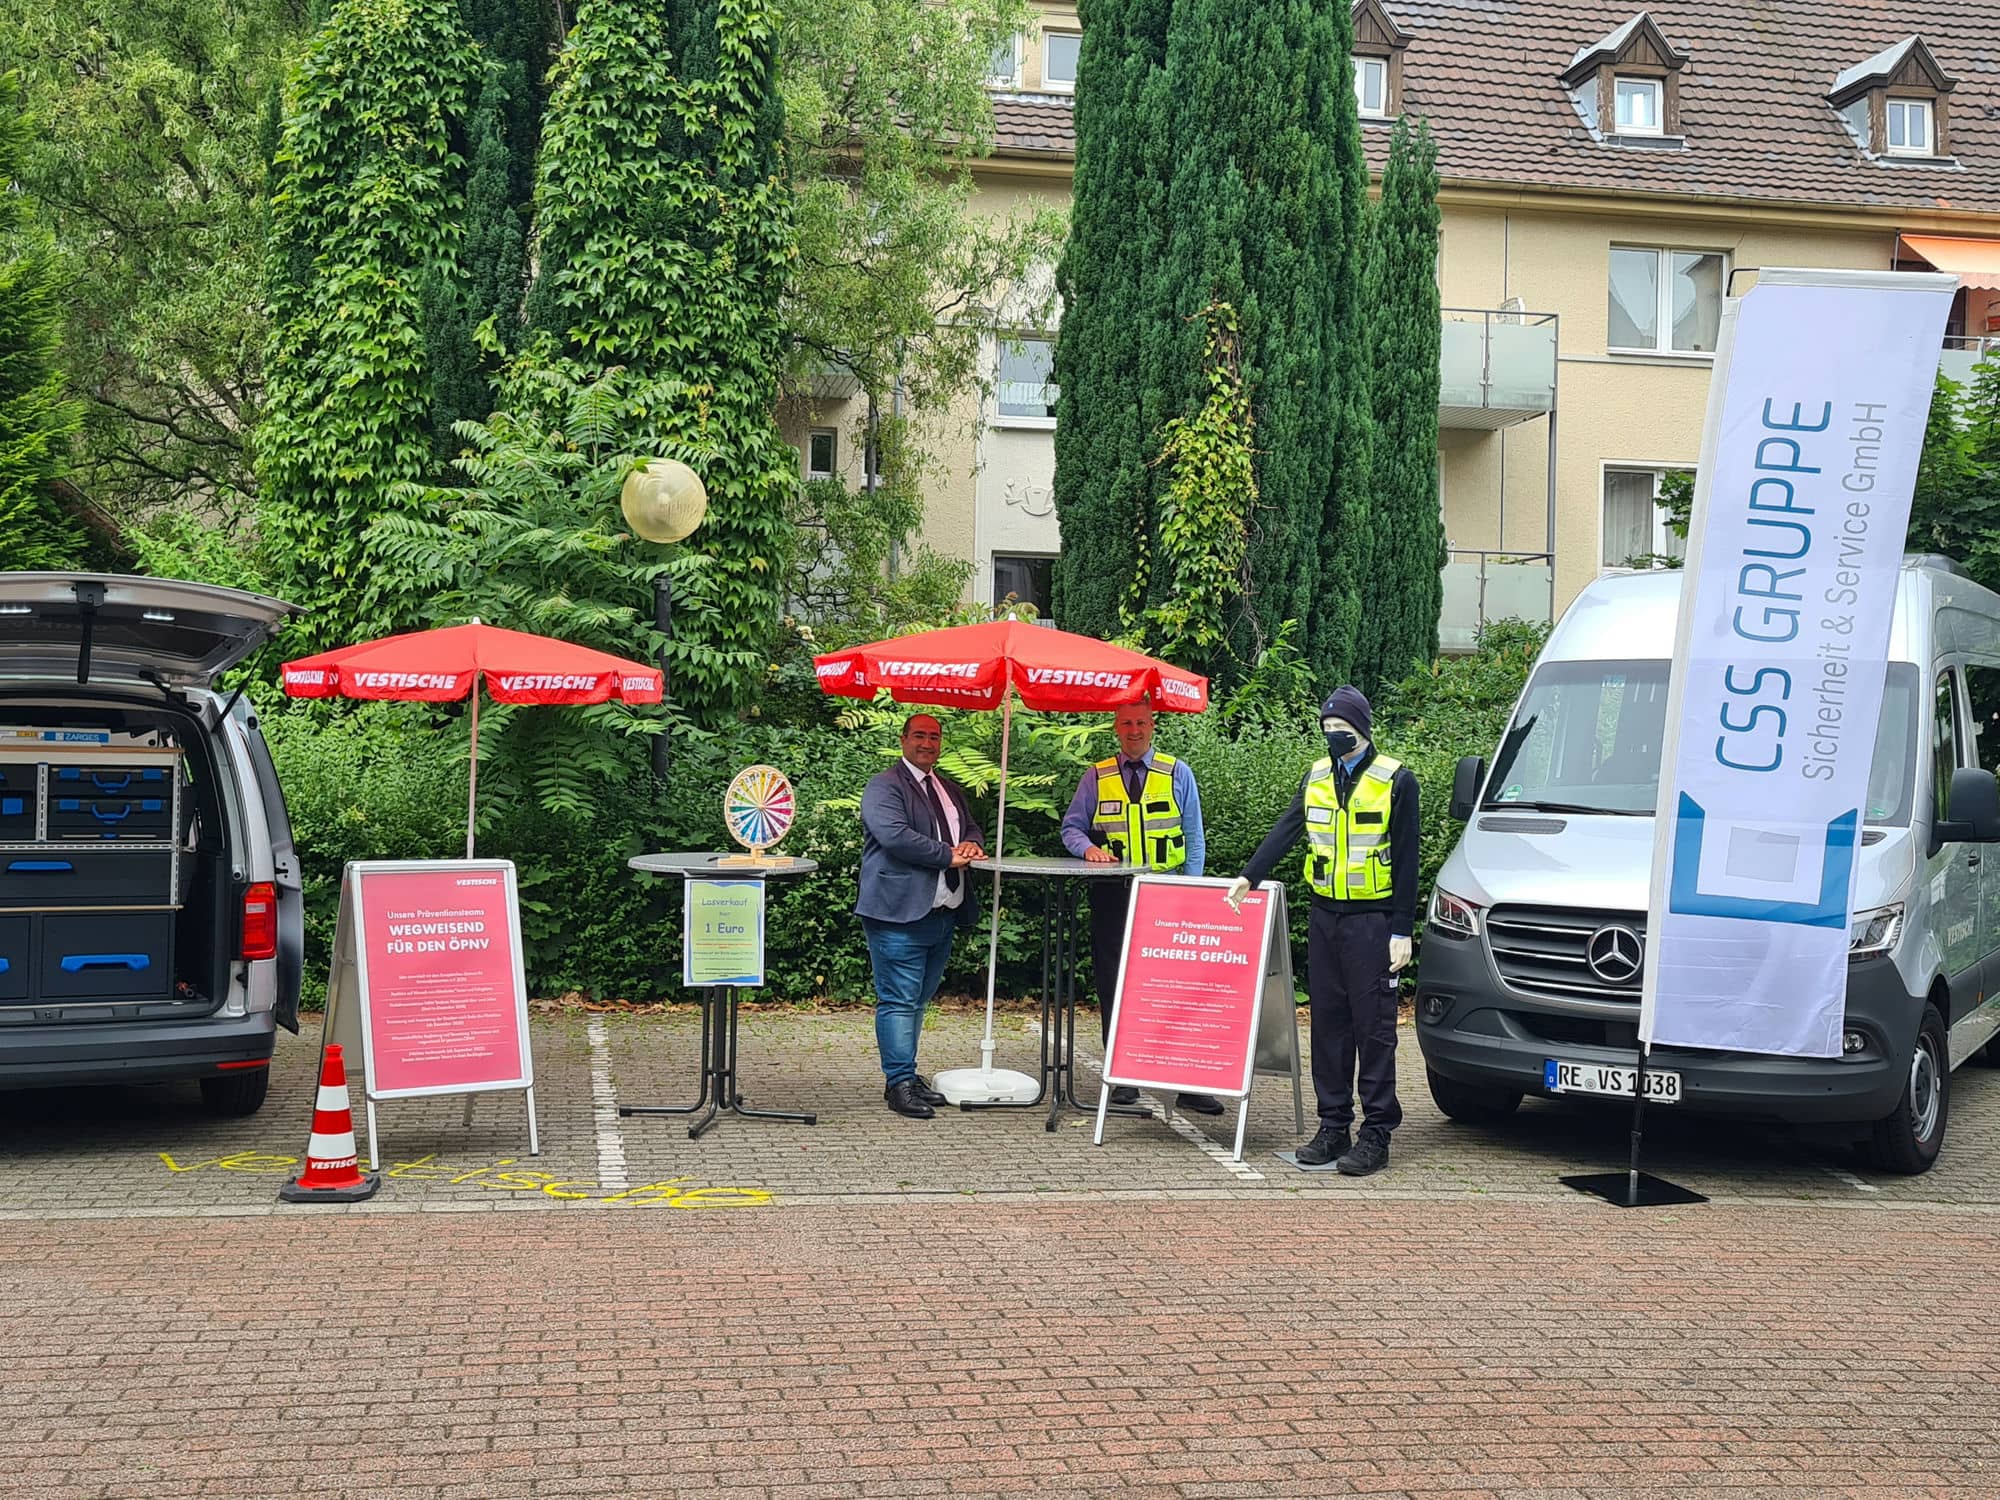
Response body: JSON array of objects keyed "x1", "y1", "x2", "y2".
[{"x1": 5, "y1": 1008, "x2": 2000, "y2": 1495}]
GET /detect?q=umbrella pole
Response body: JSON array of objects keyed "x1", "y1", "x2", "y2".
[
  {"x1": 465, "y1": 683, "x2": 480, "y2": 861},
  {"x1": 978, "y1": 688, "x2": 1013, "y2": 1074}
]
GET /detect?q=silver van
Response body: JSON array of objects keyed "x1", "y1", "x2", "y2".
[
  {"x1": 1419, "y1": 555, "x2": 2000, "y2": 1173},
  {"x1": 0, "y1": 573, "x2": 303, "y2": 1115}
]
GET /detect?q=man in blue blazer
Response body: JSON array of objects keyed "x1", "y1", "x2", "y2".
[{"x1": 858, "y1": 713, "x2": 987, "y2": 1118}]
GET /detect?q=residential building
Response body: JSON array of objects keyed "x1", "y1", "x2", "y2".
[{"x1": 785, "y1": 2, "x2": 2000, "y2": 646}]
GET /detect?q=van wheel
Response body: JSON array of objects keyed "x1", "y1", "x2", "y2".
[
  {"x1": 1866, "y1": 1005, "x2": 1948, "y2": 1175},
  {"x1": 200, "y1": 1069, "x2": 270, "y2": 1118},
  {"x1": 1426, "y1": 1067, "x2": 1522, "y2": 1124}
]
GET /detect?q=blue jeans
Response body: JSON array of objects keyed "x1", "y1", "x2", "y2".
[{"x1": 864, "y1": 907, "x2": 958, "y2": 1084}]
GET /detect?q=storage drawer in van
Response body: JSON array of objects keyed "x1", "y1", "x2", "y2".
[
  {"x1": 0, "y1": 849, "x2": 176, "y2": 908},
  {"x1": 0, "y1": 790, "x2": 32, "y2": 841},
  {"x1": 46, "y1": 795, "x2": 173, "y2": 842},
  {"x1": 0, "y1": 915, "x2": 27, "y2": 1001},
  {"x1": 36, "y1": 912, "x2": 174, "y2": 1001},
  {"x1": 51, "y1": 763, "x2": 173, "y2": 797}
]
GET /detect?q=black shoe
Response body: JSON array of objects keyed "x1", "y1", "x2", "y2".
[
  {"x1": 884, "y1": 1079, "x2": 935, "y2": 1119},
  {"x1": 1295, "y1": 1124, "x2": 1352, "y2": 1167},
  {"x1": 911, "y1": 1074, "x2": 947, "y2": 1107},
  {"x1": 1337, "y1": 1130, "x2": 1391, "y2": 1176},
  {"x1": 1109, "y1": 1085, "x2": 1141, "y2": 1106},
  {"x1": 1176, "y1": 1091, "x2": 1225, "y2": 1116}
]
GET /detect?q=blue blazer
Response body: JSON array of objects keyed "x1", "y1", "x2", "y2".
[{"x1": 856, "y1": 763, "x2": 986, "y2": 928}]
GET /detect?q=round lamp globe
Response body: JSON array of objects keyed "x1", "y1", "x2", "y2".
[{"x1": 621, "y1": 459, "x2": 708, "y2": 544}]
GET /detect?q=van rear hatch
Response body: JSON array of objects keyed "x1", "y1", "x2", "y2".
[{"x1": 0, "y1": 574, "x2": 298, "y2": 687}]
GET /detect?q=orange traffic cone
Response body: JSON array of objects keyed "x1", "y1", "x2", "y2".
[{"x1": 278, "y1": 1044, "x2": 381, "y2": 1203}]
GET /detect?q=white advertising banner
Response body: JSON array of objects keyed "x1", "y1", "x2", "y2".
[{"x1": 1642, "y1": 268, "x2": 1955, "y2": 1058}]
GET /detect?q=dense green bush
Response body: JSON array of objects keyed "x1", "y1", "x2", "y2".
[{"x1": 264, "y1": 624, "x2": 1543, "y2": 1006}]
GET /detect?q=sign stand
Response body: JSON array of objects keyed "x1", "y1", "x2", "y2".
[
  {"x1": 322, "y1": 859, "x2": 540, "y2": 1170},
  {"x1": 1251, "y1": 882, "x2": 1307, "y2": 1138},
  {"x1": 1560, "y1": 1041, "x2": 1706, "y2": 1207},
  {"x1": 1093, "y1": 874, "x2": 1280, "y2": 1162}
]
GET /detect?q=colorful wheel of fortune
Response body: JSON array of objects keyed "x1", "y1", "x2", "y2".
[{"x1": 724, "y1": 764, "x2": 795, "y2": 856}]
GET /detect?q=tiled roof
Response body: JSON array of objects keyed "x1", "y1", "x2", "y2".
[{"x1": 989, "y1": 3, "x2": 2000, "y2": 219}]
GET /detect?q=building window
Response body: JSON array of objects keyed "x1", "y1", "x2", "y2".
[
  {"x1": 1886, "y1": 98, "x2": 1934, "y2": 156},
  {"x1": 1608, "y1": 246, "x2": 1724, "y2": 355},
  {"x1": 1601, "y1": 468, "x2": 1687, "y2": 571},
  {"x1": 986, "y1": 34, "x2": 1020, "y2": 87},
  {"x1": 1613, "y1": 77, "x2": 1664, "y2": 134},
  {"x1": 806, "y1": 429, "x2": 837, "y2": 479},
  {"x1": 1043, "y1": 32, "x2": 1079, "y2": 92},
  {"x1": 996, "y1": 337, "x2": 1058, "y2": 422},
  {"x1": 993, "y1": 554, "x2": 1054, "y2": 614},
  {"x1": 1354, "y1": 56, "x2": 1389, "y2": 118}
]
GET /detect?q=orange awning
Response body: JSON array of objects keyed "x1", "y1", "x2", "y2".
[{"x1": 1899, "y1": 234, "x2": 2000, "y2": 291}]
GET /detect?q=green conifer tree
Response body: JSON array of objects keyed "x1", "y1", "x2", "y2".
[
  {"x1": 526, "y1": 0, "x2": 794, "y2": 719},
  {"x1": 1353, "y1": 115, "x2": 1442, "y2": 692},
  {"x1": 258, "y1": 0, "x2": 482, "y2": 646},
  {"x1": 0, "y1": 72, "x2": 86, "y2": 569}
]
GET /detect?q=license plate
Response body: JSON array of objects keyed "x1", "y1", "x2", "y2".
[{"x1": 1543, "y1": 1058, "x2": 1681, "y2": 1104}]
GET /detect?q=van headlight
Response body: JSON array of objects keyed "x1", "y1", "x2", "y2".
[
  {"x1": 1849, "y1": 903, "x2": 1903, "y2": 962},
  {"x1": 1429, "y1": 887, "x2": 1483, "y2": 939}
]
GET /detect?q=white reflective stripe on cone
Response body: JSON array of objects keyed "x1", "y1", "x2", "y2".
[
  {"x1": 316, "y1": 1084, "x2": 351, "y2": 1112},
  {"x1": 307, "y1": 1130, "x2": 357, "y2": 1161}
]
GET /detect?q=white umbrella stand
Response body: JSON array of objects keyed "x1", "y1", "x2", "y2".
[{"x1": 934, "y1": 688, "x2": 1040, "y2": 1106}]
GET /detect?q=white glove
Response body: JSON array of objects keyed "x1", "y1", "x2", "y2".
[
  {"x1": 1389, "y1": 935, "x2": 1412, "y2": 973},
  {"x1": 1224, "y1": 876, "x2": 1251, "y2": 912}
]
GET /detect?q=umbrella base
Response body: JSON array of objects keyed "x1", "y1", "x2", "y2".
[{"x1": 934, "y1": 1065, "x2": 1040, "y2": 1106}]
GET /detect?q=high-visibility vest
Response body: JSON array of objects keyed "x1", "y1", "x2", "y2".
[
  {"x1": 1089, "y1": 753, "x2": 1188, "y2": 870},
  {"x1": 1303, "y1": 752, "x2": 1400, "y2": 900}
]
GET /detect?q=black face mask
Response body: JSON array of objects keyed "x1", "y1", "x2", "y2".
[{"x1": 1326, "y1": 729, "x2": 1359, "y2": 759}]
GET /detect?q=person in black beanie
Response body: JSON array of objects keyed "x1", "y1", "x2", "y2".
[{"x1": 1227, "y1": 685, "x2": 1418, "y2": 1174}]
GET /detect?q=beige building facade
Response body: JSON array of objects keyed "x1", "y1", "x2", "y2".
[{"x1": 786, "y1": 3, "x2": 2000, "y2": 646}]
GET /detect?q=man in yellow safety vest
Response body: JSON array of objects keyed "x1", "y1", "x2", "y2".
[
  {"x1": 1228, "y1": 685, "x2": 1418, "y2": 1174},
  {"x1": 1059, "y1": 699, "x2": 1222, "y2": 1116}
]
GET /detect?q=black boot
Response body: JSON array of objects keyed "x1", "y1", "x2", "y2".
[
  {"x1": 1295, "y1": 1123, "x2": 1352, "y2": 1167},
  {"x1": 1336, "y1": 1129, "x2": 1390, "y2": 1176}
]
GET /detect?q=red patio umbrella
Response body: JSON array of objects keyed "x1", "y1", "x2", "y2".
[
  {"x1": 814, "y1": 620, "x2": 1209, "y2": 1100},
  {"x1": 283, "y1": 622, "x2": 663, "y2": 858}
]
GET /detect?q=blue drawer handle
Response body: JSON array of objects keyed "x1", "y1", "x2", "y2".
[
  {"x1": 7, "y1": 861, "x2": 72, "y2": 873},
  {"x1": 0, "y1": 957, "x2": 8, "y2": 974},
  {"x1": 61, "y1": 954, "x2": 151, "y2": 973},
  {"x1": 0, "y1": 797, "x2": 20, "y2": 815}
]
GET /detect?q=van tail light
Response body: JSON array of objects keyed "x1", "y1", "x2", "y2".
[{"x1": 241, "y1": 882, "x2": 278, "y2": 961}]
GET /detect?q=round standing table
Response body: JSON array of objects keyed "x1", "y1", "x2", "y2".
[
  {"x1": 622, "y1": 852, "x2": 820, "y2": 1139},
  {"x1": 964, "y1": 854, "x2": 1155, "y2": 1132}
]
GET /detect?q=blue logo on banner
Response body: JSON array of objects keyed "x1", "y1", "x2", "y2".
[{"x1": 1667, "y1": 793, "x2": 1855, "y2": 928}]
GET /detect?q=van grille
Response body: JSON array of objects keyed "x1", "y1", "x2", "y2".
[{"x1": 1485, "y1": 905, "x2": 1645, "y2": 1006}]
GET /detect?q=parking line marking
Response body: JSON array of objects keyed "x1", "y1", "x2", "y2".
[
  {"x1": 587, "y1": 1016, "x2": 629, "y2": 1193},
  {"x1": 1820, "y1": 1163, "x2": 1880, "y2": 1193}
]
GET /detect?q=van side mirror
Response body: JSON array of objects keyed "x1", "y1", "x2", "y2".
[
  {"x1": 1939, "y1": 766, "x2": 2000, "y2": 845},
  {"x1": 1450, "y1": 756, "x2": 1485, "y2": 822}
]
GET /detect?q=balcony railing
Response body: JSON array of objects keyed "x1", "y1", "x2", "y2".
[
  {"x1": 1439, "y1": 550, "x2": 1554, "y2": 653},
  {"x1": 1940, "y1": 335, "x2": 2000, "y2": 389},
  {"x1": 1439, "y1": 308, "x2": 1558, "y2": 430}
]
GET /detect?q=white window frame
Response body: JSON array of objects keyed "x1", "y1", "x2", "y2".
[
  {"x1": 1353, "y1": 56, "x2": 1389, "y2": 119},
  {"x1": 1613, "y1": 76, "x2": 1664, "y2": 136},
  {"x1": 1041, "y1": 31, "x2": 1080, "y2": 94},
  {"x1": 1598, "y1": 463, "x2": 1691, "y2": 573},
  {"x1": 1607, "y1": 244, "x2": 1727, "y2": 359},
  {"x1": 805, "y1": 428, "x2": 837, "y2": 480},
  {"x1": 993, "y1": 334, "x2": 1059, "y2": 429},
  {"x1": 985, "y1": 32, "x2": 1021, "y2": 88},
  {"x1": 1885, "y1": 97, "x2": 1934, "y2": 157}
]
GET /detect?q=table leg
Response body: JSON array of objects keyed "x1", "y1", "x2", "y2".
[
  {"x1": 619, "y1": 983, "x2": 716, "y2": 1118},
  {"x1": 1056, "y1": 879, "x2": 1147, "y2": 1126},
  {"x1": 959, "y1": 877, "x2": 1055, "y2": 1112},
  {"x1": 723, "y1": 986, "x2": 816, "y2": 1127}
]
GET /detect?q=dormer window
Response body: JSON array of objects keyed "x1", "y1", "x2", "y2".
[
  {"x1": 1828, "y1": 36, "x2": 1956, "y2": 162},
  {"x1": 1349, "y1": 1, "x2": 1409, "y2": 121},
  {"x1": 1560, "y1": 13, "x2": 1688, "y2": 144},
  {"x1": 1614, "y1": 77, "x2": 1663, "y2": 135},
  {"x1": 1886, "y1": 98, "x2": 1934, "y2": 157},
  {"x1": 1354, "y1": 56, "x2": 1389, "y2": 118}
]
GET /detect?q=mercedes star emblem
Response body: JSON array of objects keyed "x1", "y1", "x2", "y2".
[{"x1": 1585, "y1": 923, "x2": 1644, "y2": 984}]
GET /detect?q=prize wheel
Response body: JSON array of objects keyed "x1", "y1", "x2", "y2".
[{"x1": 724, "y1": 764, "x2": 795, "y2": 852}]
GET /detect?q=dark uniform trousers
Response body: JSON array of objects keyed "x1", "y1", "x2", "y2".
[
  {"x1": 1088, "y1": 879, "x2": 1133, "y2": 1045},
  {"x1": 1306, "y1": 902, "x2": 1403, "y2": 1134}
]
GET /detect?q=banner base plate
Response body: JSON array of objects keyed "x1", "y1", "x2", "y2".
[
  {"x1": 935, "y1": 1066, "x2": 1039, "y2": 1105},
  {"x1": 1272, "y1": 1150, "x2": 1344, "y2": 1173},
  {"x1": 1562, "y1": 1170, "x2": 1707, "y2": 1207}
]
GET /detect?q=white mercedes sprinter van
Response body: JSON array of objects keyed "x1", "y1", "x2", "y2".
[
  {"x1": 0, "y1": 573, "x2": 303, "y2": 1115},
  {"x1": 1419, "y1": 556, "x2": 2000, "y2": 1173}
]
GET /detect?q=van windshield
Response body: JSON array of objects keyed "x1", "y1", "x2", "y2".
[{"x1": 1483, "y1": 660, "x2": 1919, "y2": 825}]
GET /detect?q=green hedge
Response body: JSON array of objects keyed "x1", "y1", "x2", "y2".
[{"x1": 267, "y1": 626, "x2": 1542, "y2": 1004}]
